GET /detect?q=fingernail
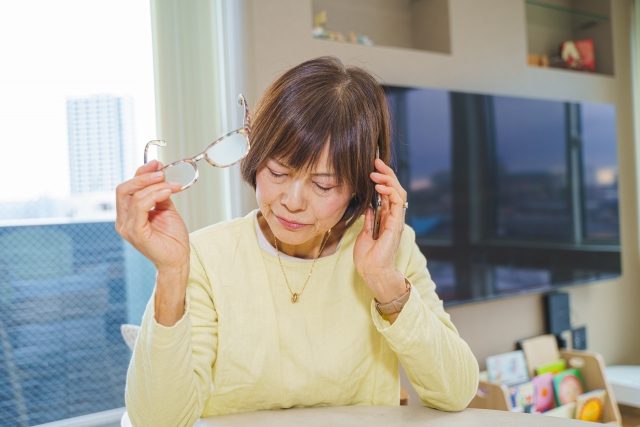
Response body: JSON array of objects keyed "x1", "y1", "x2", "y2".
[
  {"x1": 160, "y1": 189, "x2": 171, "y2": 195},
  {"x1": 169, "y1": 182, "x2": 182, "y2": 187},
  {"x1": 151, "y1": 171, "x2": 163, "y2": 179}
]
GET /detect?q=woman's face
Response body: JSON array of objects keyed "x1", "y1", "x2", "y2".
[{"x1": 255, "y1": 144, "x2": 353, "y2": 246}]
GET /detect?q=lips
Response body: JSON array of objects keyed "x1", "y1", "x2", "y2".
[{"x1": 276, "y1": 215, "x2": 308, "y2": 230}]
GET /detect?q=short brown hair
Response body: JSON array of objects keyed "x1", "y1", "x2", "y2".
[{"x1": 241, "y1": 56, "x2": 391, "y2": 228}]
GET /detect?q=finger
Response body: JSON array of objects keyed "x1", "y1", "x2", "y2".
[
  {"x1": 374, "y1": 186, "x2": 406, "y2": 248},
  {"x1": 131, "y1": 188, "x2": 173, "y2": 238},
  {"x1": 130, "y1": 182, "x2": 181, "y2": 208},
  {"x1": 119, "y1": 169, "x2": 168, "y2": 197},
  {"x1": 374, "y1": 158, "x2": 398, "y2": 180},
  {"x1": 371, "y1": 171, "x2": 407, "y2": 202},
  {"x1": 378, "y1": 184, "x2": 391, "y2": 219},
  {"x1": 376, "y1": 184, "x2": 404, "y2": 224},
  {"x1": 152, "y1": 164, "x2": 179, "y2": 211},
  {"x1": 360, "y1": 206, "x2": 374, "y2": 238},
  {"x1": 135, "y1": 160, "x2": 158, "y2": 177},
  {"x1": 117, "y1": 162, "x2": 159, "y2": 228},
  {"x1": 154, "y1": 190, "x2": 179, "y2": 212},
  {"x1": 116, "y1": 171, "x2": 180, "y2": 222}
]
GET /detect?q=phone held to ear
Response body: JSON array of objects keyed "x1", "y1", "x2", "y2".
[
  {"x1": 372, "y1": 189, "x2": 382, "y2": 240},
  {"x1": 371, "y1": 146, "x2": 381, "y2": 240}
]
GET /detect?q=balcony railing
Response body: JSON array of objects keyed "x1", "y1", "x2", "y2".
[{"x1": 0, "y1": 220, "x2": 155, "y2": 426}]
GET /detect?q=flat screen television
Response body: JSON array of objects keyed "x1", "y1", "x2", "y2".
[{"x1": 385, "y1": 86, "x2": 621, "y2": 306}]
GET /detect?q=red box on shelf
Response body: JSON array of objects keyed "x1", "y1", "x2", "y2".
[{"x1": 561, "y1": 39, "x2": 595, "y2": 72}]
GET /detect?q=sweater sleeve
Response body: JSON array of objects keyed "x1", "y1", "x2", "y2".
[
  {"x1": 370, "y1": 228, "x2": 479, "y2": 411},
  {"x1": 125, "y1": 242, "x2": 218, "y2": 427}
]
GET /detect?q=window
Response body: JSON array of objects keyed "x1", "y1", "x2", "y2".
[
  {"x1": 387, "y1": 85, "x2": 620, "y2": 305},
  {"x1": 580, "y1": 103, "x2": 620, "y2": 241},
  {"x1": 492, "y1": 96, "x2": 570, "y2": 241},
  {"x1": 386, "y1": 87, "x2": 453, "y2": 240},
  {"x1": 0, "y1": 1, "x2": 156, "y2": 425}
]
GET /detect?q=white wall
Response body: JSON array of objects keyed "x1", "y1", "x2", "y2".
[{"x1": 238, "y1": 0, "x2": 640, "y2": 405}]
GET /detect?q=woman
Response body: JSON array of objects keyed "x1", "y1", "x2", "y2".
[{"x1": 116, "y1": 56, "x2": 478, "y2": 427}]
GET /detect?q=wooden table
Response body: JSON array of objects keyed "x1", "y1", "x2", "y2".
[{"x1": 193, "y1": 406, "x2": 594, "y2": 426}]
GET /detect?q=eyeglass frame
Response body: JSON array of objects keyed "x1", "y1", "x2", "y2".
[{"x1": 143, "y1": 94, "x2": 251, "y2": 191}]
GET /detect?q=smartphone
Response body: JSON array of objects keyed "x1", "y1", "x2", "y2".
[{"x1": 372, "y1": 147, "x2": 382, "y2": 240}]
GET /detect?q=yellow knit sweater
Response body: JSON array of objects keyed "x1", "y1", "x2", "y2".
[{"x1": 125, "y1": 211, "x2": 479, "y2": 427}]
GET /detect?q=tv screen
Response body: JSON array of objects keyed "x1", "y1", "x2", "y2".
[{"x1": 385, "y1": 86, "x2": 621, "y2": 306}]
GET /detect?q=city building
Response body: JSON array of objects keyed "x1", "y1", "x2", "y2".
[{"x1": 67, "y1": 95, "x2": 135, "y2": 196}]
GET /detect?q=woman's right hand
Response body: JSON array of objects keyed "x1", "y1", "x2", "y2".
[{"x1": 115, "y1": 160, "x2": 188, "y2": 274}]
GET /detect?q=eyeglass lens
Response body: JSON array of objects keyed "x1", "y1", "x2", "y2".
[
  {"x1": 164, "y1": 162, "x2": 197, "y2": 188},
  {"x1": 206, "y1": 133, "x2": 249, "y2": 167}
]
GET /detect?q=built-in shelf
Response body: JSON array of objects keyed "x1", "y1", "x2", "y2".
[
  {"x1": 525, "y1": 0, "x2": 614, "y2": 75},
  {"x1": 311, "y1": 0, "x2": 451, "y2": 54},
  {"x1": 526, "y1": 0, "x2": 610, "y2": 31}
]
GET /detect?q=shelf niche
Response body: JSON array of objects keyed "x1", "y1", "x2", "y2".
[
  {"x1": 311, "y1": 0, "x2": 451, "y2": 54},
  {"x1": 525, "y1": 0, "x2": 614, "y2": 75}
]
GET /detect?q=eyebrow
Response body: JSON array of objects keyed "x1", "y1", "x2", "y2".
[{"x1": 271, "y1": 158, "x2": 335, "y2": 177}]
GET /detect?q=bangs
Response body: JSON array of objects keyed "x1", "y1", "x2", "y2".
[
  {"x1": 240, "y1": 56, "x2": 391, "y2": 228},
  {"x1": 266, "y1": 97, "x2": 359, "y2": 187}
]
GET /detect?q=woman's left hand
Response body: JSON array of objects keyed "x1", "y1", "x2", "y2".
[{"x1": 354, "y1": 158, "x2": 408, "y2": 306}]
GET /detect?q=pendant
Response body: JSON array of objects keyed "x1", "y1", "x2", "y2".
[{"x1": 291, "y1": 293, "x2": 299, "y2": 303}]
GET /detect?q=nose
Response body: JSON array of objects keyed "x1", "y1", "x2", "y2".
[{"x1": 281, "y1": 179, "x2": 305, "y2": 211}]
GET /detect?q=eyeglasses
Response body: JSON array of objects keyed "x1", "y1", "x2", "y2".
[{"x1": 144, "y1": 94, "x2": 251, "y2": 191}]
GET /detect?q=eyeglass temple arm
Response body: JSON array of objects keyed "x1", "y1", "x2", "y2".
[
  {"x1": 238, "y1": 94, "x2": 250, "y2": 130},
  {"x1": 144, "y1": 140, "x2": 166, "y2": 164}
]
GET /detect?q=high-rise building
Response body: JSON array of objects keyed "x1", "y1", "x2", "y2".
[{"x1": 66, "y1": 95, "x2": 135, "y2": 195}]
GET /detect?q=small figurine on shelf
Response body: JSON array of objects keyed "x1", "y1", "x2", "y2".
[
  {"x1": 311, "y1": 9, "x2": 374, "y2": 46},
  {"x1": 527, "y1": 53, "x2": 549, "y2": 68},
  {"x1": 312, "y1": 10, "x2": 327, "y2": 39},
  {"x1": 313, "y1": 10, "x2": 326, "y2": 30},
  {"x1": 357, "y1": 34, "x2": 373, "y2": 46},
  {"x1": 539, "y1": 55, "x2": 549, "y2": 67},
  {"x1": 312, "y1": 26, "x2": 326, "y2": 39}
]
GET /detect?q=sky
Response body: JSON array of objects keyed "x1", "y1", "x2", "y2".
[{"x1": 0, "y1": 0, "x2": 156, "y2": 202}]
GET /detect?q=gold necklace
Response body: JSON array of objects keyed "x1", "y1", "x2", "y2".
[{"x1": 274, "y1": 229, "x2": 331, "y2": 304}]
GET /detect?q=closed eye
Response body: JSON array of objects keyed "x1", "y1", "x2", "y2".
[
  {"x1": 268, "y1": 169, "x2": 286, "y2": 179},
  {"x1": 314, "y1": 183, "x2": 333, "y2": 192}
]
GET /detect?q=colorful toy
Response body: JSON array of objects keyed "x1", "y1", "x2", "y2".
[
  {"x1": 553, "y1": 368, "x2": 585, "y2": 406},
  {"x1": 575, "y1": 389, "x2": 607, "y2": 422},
  {"x1": 536, "y1": 359, "x2": 566, "y2": 376},
  {"x1": 516, "y1": 382, "x2": 535, "y2": 413},
  {"x1": 532, "y1": 373, "x2": 555, "y2": 412},
  {"x1": 487, "y1": 350, "x2": 529, "y2": 386}
]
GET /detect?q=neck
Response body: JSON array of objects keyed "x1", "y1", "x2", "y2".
[{"x1": 257, "y1": 212, "x2": 344, "y2": 259}]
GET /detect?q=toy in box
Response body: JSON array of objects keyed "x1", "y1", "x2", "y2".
[
  {"x1": 553, "y1": 368, "x2": 585, "y2": 406},
  {"x1": 532, "y1": 373, "x2": 555, "y2": 412}
]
